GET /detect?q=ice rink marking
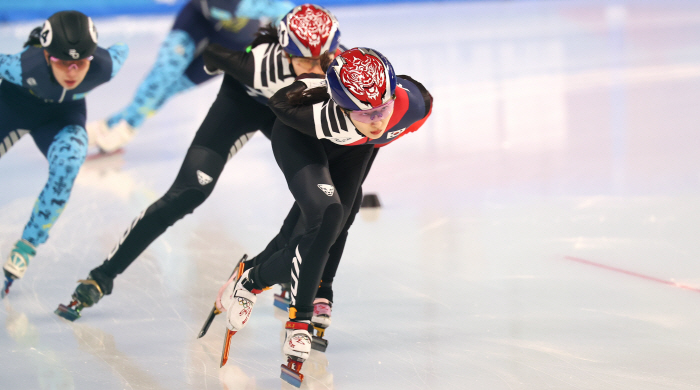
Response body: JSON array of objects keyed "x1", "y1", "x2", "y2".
[{"x1": 564, "y1": 256, "x2": 700, "y2": 294}]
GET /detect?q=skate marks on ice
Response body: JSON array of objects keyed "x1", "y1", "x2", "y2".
[
  {"x1": 2, "y1": 300, "x2": 76, "y2": 389},
  {"x1": 66, "y1": 322, "x2": 165, "y2": 390}
]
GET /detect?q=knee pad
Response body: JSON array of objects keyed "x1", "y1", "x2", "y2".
[
  {"x1": 150, "y1": 188, "x2": 208, "y2": 227},
  {"x1": 315, "y1": 203, "x2": 344, "y2": 246},
  {"x1": 146, "y1": 146, "x2": 225, "y2": 227}
]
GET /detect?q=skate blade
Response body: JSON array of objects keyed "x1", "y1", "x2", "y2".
[
  {"x1": 280, "y1": 363, "x2": 304, "y2": 388},
  {"x1": 273, "y1": 294, "x2": 290, "y2": 311},
  {"x1": 311, "y1": 335, "x2": 328, "y2": 352},
  {"x1": 55, "y1": 304, "x2": 81, "y2": 321},
  {"x1": 220, "y1": 328, "x2": 237, "y2": 367},
  {"x1": 197, "y1": 305, "x2": 220, "y2": 339},
  {"x1": 1, "y1": 277, "x2": 13, "y2": 299}
]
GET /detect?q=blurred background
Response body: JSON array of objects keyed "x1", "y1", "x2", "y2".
[{"x1": 2, "y1": 0, "x2": 700, "y2": 389}]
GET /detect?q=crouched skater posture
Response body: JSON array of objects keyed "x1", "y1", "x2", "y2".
[
  {"x1": 55, "y1": 4, "x2": 343, "y2": 320},
  {"x1": 216, "y1": 47, "x2": 433, "y2": 387},
  {"x1": 0, "y1": 11, "x2": 128, "y2": 297}
]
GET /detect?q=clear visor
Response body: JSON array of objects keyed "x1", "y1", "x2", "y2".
[{"x1": 347, "y1": 98, "x2": 395, "y2": 124}]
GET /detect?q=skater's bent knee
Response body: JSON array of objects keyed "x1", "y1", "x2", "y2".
[
  {"x1": 319, "y1": 203, "x2": 344, "y2": 238},
  {"x1": 150, "y1": 188, "x2": 208, "y2": 226}
]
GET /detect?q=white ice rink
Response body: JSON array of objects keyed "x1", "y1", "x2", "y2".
[{"x1": 2, "y1": 0, "x2": 700, "y2": 388}]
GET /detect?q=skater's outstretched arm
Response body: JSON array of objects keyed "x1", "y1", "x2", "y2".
[
  {"x1": 202, "y1": 43, "x2": 255, "y2": 84},
  {"x1": 0, "y1": 52, "x2": 23, "y2": 86},
  {"x1": 267, "y1": 77, "x2": 325, "y2": 138}
]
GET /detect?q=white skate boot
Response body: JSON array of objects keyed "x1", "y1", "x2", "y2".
[
  {"x1": 219, "y1": 268, "x2": 264, "y2": 367},
  {"x1": 198, "y1": 255, "x2": 247, "y2": 339},
  {"x1": 87, "y1": 119, "x2": 136, "y2": 154},
  {"x1": 311, "y1": 298, "x2": 332, "y2": 352},
  {"x1": 224, "y1": 269, "x2": 259, "y2": 331},
  {"x1": 2, "y1": 239, "x2": 36, "y2": 298},
  {"x1": 281, "y1": 320, "x2": 314, "y2": 387}
]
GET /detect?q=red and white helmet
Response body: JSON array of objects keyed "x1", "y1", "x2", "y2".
[
  {"x1": 326, "y1": 47, "x2": 397, "y2": 111},
  {"x1": 277, "y1": 4, "x2": 341, "y2": 58}
]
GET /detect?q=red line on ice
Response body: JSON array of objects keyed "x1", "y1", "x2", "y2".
[{"x1": 564, "y1": 256, "x2": 700, "y2": 293}]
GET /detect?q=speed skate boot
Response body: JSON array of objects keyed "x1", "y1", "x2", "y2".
[
  {"x1": 198, "y1": 255, "x2": 247, "y2": 339},
  {"x1": 310, "y1": 298, "x2": 332, "y2": 352},
  {"x1": 2, "y1": 239, "x2": 36, "y2": 298},
  {"x1": 219, "y1": 268, "x2": 265, "y2": 367},
  {"x1": 55, "y1": 269, "x2": 113, "y2": 321},
  {"x1": 280, "y1": 319, "x2": 314, "y2": 388},
  {"x1": 273, "y1": 282, "x2": 292, "y2": 311}
]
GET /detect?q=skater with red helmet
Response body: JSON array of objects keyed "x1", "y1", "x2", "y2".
[{"x1": 216, "y1": 47, "x2": 433, "y2": 386}]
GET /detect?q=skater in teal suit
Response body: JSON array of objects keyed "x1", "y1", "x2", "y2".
[{"x1": 0, "y1": 10, "x2": 128, "y2": 297}]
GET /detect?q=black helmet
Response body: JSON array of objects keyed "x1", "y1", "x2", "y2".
[{"x1": 40, "y1": 11, "x2": 97, "y2": 60}]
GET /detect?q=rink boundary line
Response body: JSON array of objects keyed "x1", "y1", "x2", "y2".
[{"x1": 563, "y1": 256, "x2": 700, "y2": 293}]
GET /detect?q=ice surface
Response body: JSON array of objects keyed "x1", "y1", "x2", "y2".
[{"x1": 2, "y1": 1, "x2": 700, "y2": 389}]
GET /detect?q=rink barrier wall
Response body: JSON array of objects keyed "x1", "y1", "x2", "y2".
[{"x1": 1, "y1": 0, "x2": 510, "y2": 22}]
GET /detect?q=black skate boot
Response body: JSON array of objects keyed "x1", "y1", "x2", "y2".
[{"x1": 55, "y1": 269, "x2": 113, "y2": 321}]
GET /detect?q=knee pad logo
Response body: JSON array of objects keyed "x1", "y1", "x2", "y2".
[
  {"x1": 196, "y1": 170, "x2": 213, "y2": 186},
  {"x1": 317, "y1": 184, "x2": 335, "y2": 196}
]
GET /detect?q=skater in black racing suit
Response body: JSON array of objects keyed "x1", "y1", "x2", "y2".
[{"x1": 218, "y1": 47, "x2": 432, "y2": 384}]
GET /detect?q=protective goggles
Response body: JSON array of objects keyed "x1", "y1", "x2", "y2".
[
  {"x1": 346, "y1": 97, "x2": 395, "y2": 124},
  {"x1": 50, "y1": 55, "x2": 93, "y2": 71}
]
